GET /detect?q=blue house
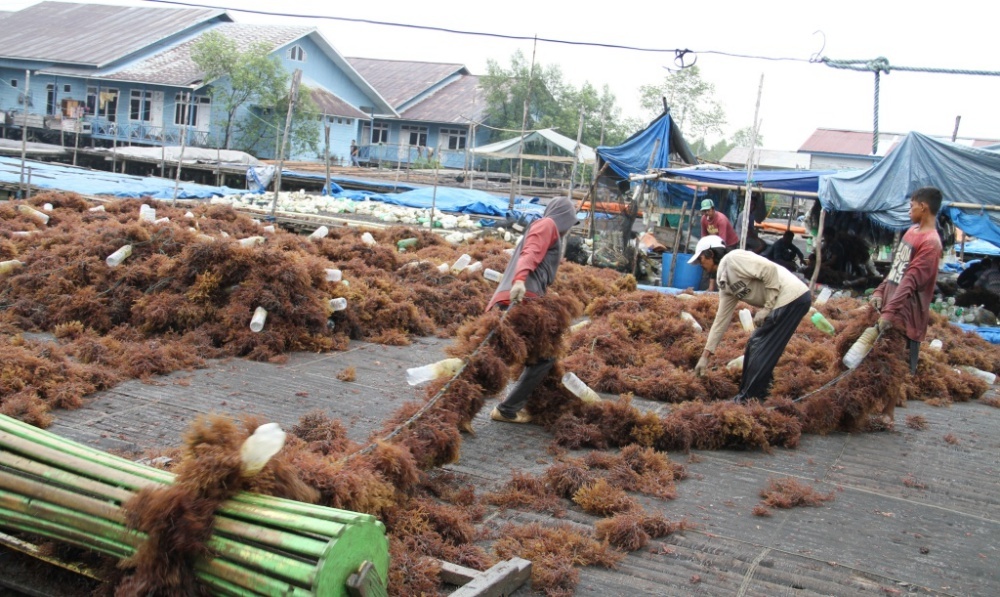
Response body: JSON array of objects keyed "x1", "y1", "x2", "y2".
[
  {"x1": 0, "y1": 1, "x2": 397, "y2": 163},
  {"x1": 347, "y1": 58, "x2": 490, "y2": 169}
]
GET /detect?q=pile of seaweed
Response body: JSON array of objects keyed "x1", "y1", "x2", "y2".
[
  {"x1": 5, "y1": 193, "x2": 1000, "y2": 595},
  {"x1": 0, "y1": 193, "x2": 620, "y2": 425}
]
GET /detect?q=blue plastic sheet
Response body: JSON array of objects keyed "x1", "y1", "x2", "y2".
[
  {"x1": 373, "y1": 187, "x2": 542, "y2": 218},
  {"x1": 954, "y1": 322, "x2": 1000, "y2": 345},
  {"x1": 0, "y1": 156, "x2": 246, "y2": 199},
  {"x1": 596, "y1": 113, "x2": 674, "y2": 180},
  {"x1": 820, "y1": 132, "x2": 1000, "y2": 237},
  {"x1": 659, "y1": 168, "x2": 838, "y2": 193}
]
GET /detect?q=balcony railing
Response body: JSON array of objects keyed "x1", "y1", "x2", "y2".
[
  {"x1": 359, "y1": 143, "x2": 470, "y2": 169},
  {"x1": 89, "y1": 118, "x2": 211, "y2": 147}
]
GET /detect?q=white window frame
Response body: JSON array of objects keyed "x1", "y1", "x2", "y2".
[
  {"x1": 440, "y1": 127, "x2": 467, "y2": 150},
  {"x1": 370, "y1": 123, "x2": 389, "y2": 144},
  {"x1": 287, "y1": 45, "x2": 306, "y2": 62},
  {"x1": 401, "y1": 124, "x2": 428, "y2": 146},
  {"x1": 130, "y1": 89, "x2": 152, "y2": 122}
]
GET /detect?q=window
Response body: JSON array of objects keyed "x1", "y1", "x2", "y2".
[
  {"x1": 345, "y1": 118, "x2": 353, "y2": 125},
  {"x1": 86, "y1": 86, "x2": 97, "y2": 114},
  {"x1": 370, "y1": 123, "x2": 389, "y2": 144},
  {"x1": 63, "y1": 84, "x2": 71, "y2": 93},
  {"x1": 287, "y1": 45, "x2": 305, "y2": 61},
  {"x1": 440, "y1": 127, "x2": 467, "y2": 150},
  {"x1": 401, "y1": 124, "x2": 428, "y2": 146},
  {"x1": 46, "y1": 84, "x2": 56, "y2": 115},
  {"x1": 10, "y1": 79, "x2": 17, "y2": 89},
  {"x1": 130, "y1": 90, "x2": 152, "y2": 122},
  {"x1": 174, "y1": 94, "x2": 209, "y2": 126}
]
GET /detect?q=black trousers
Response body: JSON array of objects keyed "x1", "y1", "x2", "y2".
[
  {"x1": 735, "y1": 290, "x2": 813, "y2": 403},
  {"x1": 497, "y1": 358, "x2": 556, "y2": 417}
]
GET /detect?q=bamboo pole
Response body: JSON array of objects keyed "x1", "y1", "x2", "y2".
[
  {"x1": 19, "y1": 69, "x2": 30, "y2": 198},
  {"x1": 651, "y1": 176, "x2": 819, "y2": 199},
  {"x1": 172, "y1": 92, "x2": 188, "y2": 207},
  {"x1": 683, "y1": 195, "x2": 698, "y2": 254},
  {"x1": 271, "y1": 69, "x2": 302, "y2": 218},
  {"x1": 809, "y1": 208, "x2": 826, "y2": 291},
  {"x1": 567, "y1": 108, "x2": 584, "y2": 200},
  {"x1": 740, "y1": 75, "x2": 765, "y2": 251},
  {"x1": 324, "y1": 121, "x2": 331, "y2": 196}
]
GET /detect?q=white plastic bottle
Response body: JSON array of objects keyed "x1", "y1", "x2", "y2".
[
  {"x1": 680, "y1": 311, "x2": 702, "y2": 332},
  {"x1": 139, "y1": 204, "x2": 156, "y2": 222},
  {"x1": 928, "y1": 338, "x2": 943, "y2": 351},
  {"x1": 406, "y1": 357, "x2": 465, "y2": 385},
  {"x1": 239, "y1": 423, "x2": 286, "y2": 476},
  {"x1": 842, "y1": 326, "x2": 878, "y2": 369},
  {"x1": 361, "y1": 231, "x2": 376, "y2": 246},
  {"x1": 329, "y1": 297, "x2": 348, "y2": 311},
  {"x1": 561, "y1": 372, "x2": 601, "y2": 403},
  {"x1": 0, "y1": 259, "x2": 25, "y2": 275},
  {"x1": 437, "y1": 263, "x2": 450, "y2": 274},
  {"x1": 483, "y1": 268, "x2": 503, "y2": 282},
  {"x1": 726, "y1": 355, "x2": 745, "y2": 373},
  {"x1": 309, "y1": 225, "x2": 329, "y2": 240},
  {"x1": 239, "y1": 236, "x2": 265, "y2": 247},
  {"x1": 106, "y1": 244, "x2": 133, "y2": 267},
  {"x1": 88, "y1": 205, "x2": 106, "y2": 212},
  {"x1": 17, "y1": 204, "x2": 50, "y2": 225},
  {"x1": 816, "y1": 286, "x2": 833, "y2": 305},
  {"x1": 262, "y1": 225, "x2": 276, "y2": 234},
  {"x1": 325, "y1": 268, "x2": 343, "y2": 282},
  {"x1": 250, "y1": 306, "x2": 268, "y2": 332},
  {"x1": 451, "y1": 253, "x2": 472, "y2": 274},
  {"x1": 959, "y1": 365, "x2": 997, "y2": 385},
  {"x1": 738, "y1": 308, "x2": 755, "y2": 332},
  {"x1": 466, "y1": 261, "x2": 483, "y2": 274},
  {"x1": 569, "y1": 319, "x2": 591, "y2": 333}
]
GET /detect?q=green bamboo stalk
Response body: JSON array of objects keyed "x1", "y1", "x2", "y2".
[{"x1": 196, "y1": 557, "x2": 314, "y2": 597}]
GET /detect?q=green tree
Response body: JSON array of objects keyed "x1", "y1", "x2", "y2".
[
  {"x1": 730, "y1": 126, "x2": 764, "y2": 148},
  {"x1": 233, "y1": 85, "x2": 320, "y2": 158},
  {"x1": 191, "y1": 30, "x2": 288, "y2": 150},
  {"x1": 480, "y1": 51, "x2": 629, "y2": 149},
  {"x1": 638, "y1": 66, "x2": 726, "y2": 141}
]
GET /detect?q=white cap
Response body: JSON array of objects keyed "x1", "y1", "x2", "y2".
[{"x1": 688, "y1": 235, "x2": 725, "y2": 264}]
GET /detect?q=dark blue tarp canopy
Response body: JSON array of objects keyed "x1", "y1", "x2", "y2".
[
  {"x1": 818, "y1": 132, "x2": 1000, "y2": 244},
  {"x1": 658, "y1": 168, "x2": 838, "y2": 193},
  {"x1": 596, "y1": 113, "x2": 674, "y2": 179}
]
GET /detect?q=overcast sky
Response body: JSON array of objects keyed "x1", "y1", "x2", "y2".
[{"x1": 13, "y1": 0, "x2": 1000, "y2": 150}]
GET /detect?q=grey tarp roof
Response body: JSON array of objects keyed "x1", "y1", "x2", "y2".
[
  {"x1": 818, "y1": 132, "x2": 1000, "y2": 244},
  {"x1": 471, "y1": 129, "x2": 595, "y2": 163}
]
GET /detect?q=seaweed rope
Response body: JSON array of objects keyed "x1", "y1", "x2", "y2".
[
  {"x1": 785, "y1": 328, "x2": 885, "y2": 405},
  {"x1": 344, "y1": 309, "x2": 511, "y2": 460}
]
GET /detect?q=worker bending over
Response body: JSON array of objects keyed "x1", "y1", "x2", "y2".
[
  {"x1": 487, "y1": 196, "x2": 579, "y2": 424},
  {"x1": 692, "y1": 235, "x2": 812, "y2": 403}
]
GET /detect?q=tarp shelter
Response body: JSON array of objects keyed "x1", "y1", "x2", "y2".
[
  {"x1": 471, "y1": 128, "x2": 595, "y2": 164},
  {"x1": 596, "y1": 112, "x2": 696, "y2": 180},
  {"x1": 658, "y1": 168, "x2": 837, "y2": 194},
  {"x1": 818, "y1": 132, "x2": 1000, "y2": 244}
]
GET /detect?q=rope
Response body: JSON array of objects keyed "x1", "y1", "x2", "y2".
[
  {"x1": 343, "y1": 309, "x2": 509, "y2": 461},
  {"x1": 785, "y1": 329, "x2": 884, "y2": 405},
  {"x1": 820, "y1": 56, "x2": 1000, "y2": 77}
]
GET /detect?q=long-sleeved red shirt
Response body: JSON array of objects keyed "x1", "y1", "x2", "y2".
[
  {"x1": 874, "y1": 226, "x2": 941, "y2": 342},
  {"x1": 485, "y1": 218, "x2": 560, "y2": 311},
  {"x1": 701, "y1": 211, "x2": 740, "y2": 246}
]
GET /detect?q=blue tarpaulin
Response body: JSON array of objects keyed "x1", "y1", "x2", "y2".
[
  {"x1": 0, "y1": 156, "x2": 245, "y2": 199},
  {"x1": 819, "y1": 132, "x2": 1000, "y2": 239},
  {"x1": 659, "y1": 168, "x2": 838, "y2": 193},
  {"x1": 376, "y1": 187, "x2": 543, "y2": 218},
  {"x1": 596, "y1": 113, "x2": 674, "y2": 180}
]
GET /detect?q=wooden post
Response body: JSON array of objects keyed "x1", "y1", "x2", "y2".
[
  {"x1": 73, "y1": 116, "x2": 80, "y2": 167},
  {"x1": 270, "y1": 69, "x2": 302, "y2": 218},
  {"x1": 430, "y1": 144, "x2": 440, "y2": 230},
  {"x1": 960, "y1": 234, "x2": 966, "y2": 262},
  {"x1": 26, "y1": 166, "x2": 32, "y2": 201},
  {"x1": 786, "y1": 196, "x2": 796, "y2": 230},
  {"x1": 160, "y1": 142, "x2": 166, "y2": 178},
  {"x1": 683, "y1": 195, "x2": 698, "y2": 254},
  {"x1": 19, "y1": 69, "x2": 30, "y2": 198},
  {"x1": 567, "y1": 108, "x2": 584, "y2": 200},
  {"x1": 808, "y1": 207, "x2": 826, "y2": 291},
  {"x1": 215, "y1": 132, "x2": 222, "y2": 186},
  {"x1": 510, "y1": 35, "x2": 537, "y2": 210},
  {"x1": 172, "y1": 92, "x2": 188, "y2": 206},
  {"x1": 740, "y1": 75, "x2": 765, "y2": 251},
  {"x1": 324, "y1": 121, "x2": 331, "y2": 195},
  {"x1": 667, "y1": 201, "x2": 689, "y2": 287}
]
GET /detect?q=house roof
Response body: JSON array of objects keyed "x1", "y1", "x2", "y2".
[
  {"x1": 0, "y1": 1, "x2": 226, "y2": 68},
  {"x1": 472, "y1": 128, "x2": 596, "y2": 163},
  {"x1": 78, "y1": 23, "x2": 314, "y2": 87},
  {"x1": 346, "y1": 58, "x2": 466, "y2": 108},
  {"x1": 720, "y1": 147, "x2": 812, "y2": 170},
  {"x1": 800, "y1": 128, "x2": 1000, "y2": 157},
  {"x1": 399, "y1": 75, "x2": 485, "y2": 125},
  {"x1": 309, "y1": 87, "x2": 369, "y2": 120}
]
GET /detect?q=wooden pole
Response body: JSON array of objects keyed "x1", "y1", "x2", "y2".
[
  {"x1": 324, "y1": 121, "x2": 331, "y2": 195},
  {"x1": 786, "y1": 196, "x2": 796, "y2": 230},
  {"x1": 951, "y1": 115, "x2": 961, "y2": 142},
  {"x1": 650, "y1": 176, "x2": 818, "y2": 198},
  {"x1": 683, "y1": 195, "x2": 698, "y2": 253},
  {"x1": 73, "y1": 116, "x2": 80, "y2": 167},
  {"x1": 430, "y1": 144, "x2": 440, "y2": 231},
  {"x1": 270, "y1": 69, "x2": 302, "y2": 218},
  {"x1": 467, "y1": 123, "x2": 475, "y2": 189},
  {"x1": 19, "y1": 70, "x2": 30, "y2": 198},
  {"x1": 172, "y1": 92, "x2": 188, "y2": 206},
  {"x1": 510, "y1": 35, "x2": 537, "y2": 210},
  {"x1": 808, "y1": 207, "x2": 826, "y2": 291},
  {"x1": 160, "y1": 142, "x2": 166, "y2": 178},
  {"x1": 667, "y1": 201, "x2": 689, "y2": 286},
  {"x1": 740, "y1": 74, "x2": 765, "y2": 251},
  {"x1": 567, "y1": 108, "x2": 584, "y2": 200}
]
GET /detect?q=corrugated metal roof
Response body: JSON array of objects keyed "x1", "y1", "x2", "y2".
[
  {"x1": 399, "y1": 75, "x2": 486, "y2": 124},
  {"x1": 720, "y1": 147, "x2": 812, "y2": 170},
  {"x1": 800, "y1": 128, "x2": 1000, "y2": 157},
  {"x1": 0, "y1": 1, "x2": 226, "y2": 68},
  {"x1": 51, "y1": 23, "x2": 313, "y2": 87},
  {"x1": 347, "y1": 57, "x2": 466, "y2": 108},
  {"x1": 309, "y1": 86, "x2": 369, "y2": 120}
]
